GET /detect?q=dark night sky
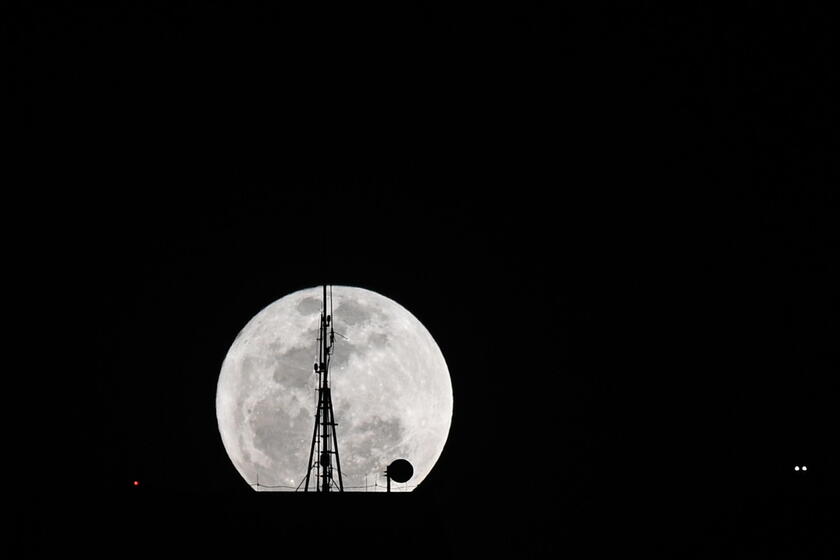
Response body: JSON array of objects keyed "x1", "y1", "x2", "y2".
[{"x1": 10, "y1": 2, "x2": 838, "y2": 557}]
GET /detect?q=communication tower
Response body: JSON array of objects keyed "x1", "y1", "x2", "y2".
[{"x1": 304, "y1": 285, "x2": 344, "y2": 492}]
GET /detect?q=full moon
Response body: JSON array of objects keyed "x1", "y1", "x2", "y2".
[{"x1": 216, "y1": 286, "x2": 454, "y2": 491}]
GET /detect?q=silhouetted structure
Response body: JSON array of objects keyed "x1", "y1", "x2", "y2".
[
  {"x1": 304, "y1": 285, "x2": 344, "y2": 492},
  {"x1": 384, "y1": 459, "x2": 413, "y2": 492}
]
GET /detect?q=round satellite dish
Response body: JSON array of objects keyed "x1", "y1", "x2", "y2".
[{"x1": 386, "y1": 459, "x2": 414, "y2": 483}]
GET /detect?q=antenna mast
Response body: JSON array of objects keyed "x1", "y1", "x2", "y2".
[{"x1": 304, "y1": 285, "x2": 344, "y2": 492}]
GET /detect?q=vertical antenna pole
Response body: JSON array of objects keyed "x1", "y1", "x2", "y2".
[{"x1": 320, "y1": 285, "x2": 330, "y2": 493}]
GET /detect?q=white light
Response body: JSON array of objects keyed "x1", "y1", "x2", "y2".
[
  {"x1": 794, "y1": 466, "x2": 800, "y2": 471},
  {"x1": 802, "y1": 466, "x2": 807, "y2": 471}
]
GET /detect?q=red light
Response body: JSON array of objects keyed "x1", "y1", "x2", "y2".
[{"x1": 133, "y1": 480, "x2": 139, "y2": 486}]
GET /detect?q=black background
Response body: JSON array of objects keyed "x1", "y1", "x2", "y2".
[{"x1": 9, "y1": 2, "x2": 838, "y2": 557}]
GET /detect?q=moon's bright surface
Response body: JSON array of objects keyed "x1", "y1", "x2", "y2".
[{"x1": 216, "y1": 286, "x2": 453, "y2": 491}]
